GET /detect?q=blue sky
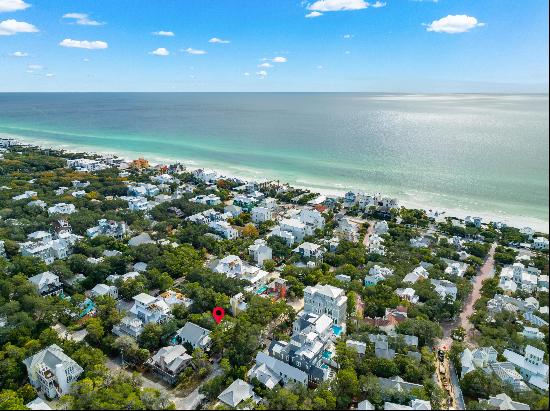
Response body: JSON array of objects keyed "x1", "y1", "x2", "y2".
[{"x1": 0, "y1": 0, "x2": 548, "y2": 92}]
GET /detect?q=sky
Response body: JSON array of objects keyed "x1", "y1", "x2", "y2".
[{"x1": 0, "y1": 0, "x2": 548, "y2": 92}]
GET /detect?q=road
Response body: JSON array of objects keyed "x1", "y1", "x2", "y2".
[
  {"x1": 106, "y1": 356, "x2": 221, "y2": 410},
  {"x1": 440, "y1": 242, "x2": 497, "y2": 349}
]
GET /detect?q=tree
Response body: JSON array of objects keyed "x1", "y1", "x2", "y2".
[
  {"x1": 138, "y1": 323, "x2": 163, "y2": 351},
  {"x1": 396, "y1": 318, "x2": 443, "y2": 347},
  {"x1": 86, "y1": 317, "x2": 105, "y2": 345},
  {"x1": 333, "y1": 368, "x2": 359, "y2": 408},
  {"x1": 0, "y1": 390, "x2": 26, "y2": 410},
  {"x1": 242, "y1": 224, "x2": 259, "y2": 239},
  {"x1": 460, "y1": 369, "x2": 496, "y2": 400}
]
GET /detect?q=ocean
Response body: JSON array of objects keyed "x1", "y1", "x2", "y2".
[{"x1": 0, "y1": 93, "x2": 548, "y2": 231}]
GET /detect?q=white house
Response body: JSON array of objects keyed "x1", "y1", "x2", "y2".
[
  {"x1": 218, "y1": 379, "x2": 259, "y2": 408},
  {"x1": 193, "y1": 168, "x2": 218, "y2": 183},
  {"x1": 251, "y1": 206, "x2": 272, "y2": 224},
  {"x1": 374, "y1": 220, "x2": 389, "y2": 234},
  {"x1": 208, "y1": 221, "x2": 239, "y2": 239},
  {"x1": 304, "y1": 283, "x2": 347, "y2": 326},
  {"x1": 248, "y1": 239, "x2": 272, "y2": 266},
  {"x1": 293, "y1": 242, "x2": 324, "y2": 260},
  {"x1": 270, "y1": 226, "x2": 296, "y2": 246},
  {"x1": 12, "y1": 190, "x2": 37, "y2": 201},
  {"x1": 23, "y1": 344, "x2": 83, "y2": 399},
  {"x1": 67, "y1": 158, "x2": 106, "y2": 172},
  {"x1": 127, "y1": 196, "x2": 150, "y2": 211},
  {"x1": 86, "y1": 219, "x2": 128, "y2": 239},
  {"x1": 521, "y1": 326, "x2": 544, "y2": 341},
  {"x1": 533, "y1": 237, "x2": 549, "y2": 250},
  {"x1": 29, "y1": 271, "x2": 63, "y2": 297},
  {"x1": 445, "y1": 261, "x2": 468, "y2": 277},
  {"x1": 365, "y1": 265, "x2": 393, "y2": 287},
  {"x1": 213, "y1": 255, "x2": 269, "y2": 286},
  {"x1": 520, "y1": 227, "x2": 536, "y2": 240},
  {"x1": 146, "y1": 345, "x2": 191, "y2": 384},
  {"x1": 128, "y1": 183, "x2": 159, "y2": 197},
  {"x1": 482, "y1": 393, "x2": 530, "y2": 411},
  {"x1": 395, "y1": 288, "x2": 419, "y2": 304},
  {"x1": 91, "y1": 283, "x2": 118, "y2": 299},
  {"x1": 129, "y1": 293, "x2": 171, "y2": 324},
  {"x1": 430, "y1": 279, "x2": 458, "y2": 301},
  {"x1": 190, "y1": 194, "x2": 221, "y2": 206},
  {"x1": 279, "y1": 218, "x2": 307, "y2": 243},
  {"x1": 48, "y1": 203, "x2": 76, "y2": 216},
  {"x1": 460, "y1": 346, "x2": 498, "y2": 377},
  {"x1": 299, "y1": 208, "x2": 325, "y2": 232},
  {"x1": 403, "y1": 266, "x2": 429, "y2": 284},
  {"x1": 503, "y1": 345, "x2": 549, "y2": 391}
]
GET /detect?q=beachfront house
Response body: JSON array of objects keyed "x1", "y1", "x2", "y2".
[
  {"x1": 23, "y1": 344, "x2": 83, "y2": 399},
  {"x1": 67, "y1": 158, "x2": 107, "y2": 172},
  {"x1": 304, "y1": 283, "x2": 347, "y2": 327},
  {"x1": 193, "y1": 168, "x2": 218, "y2": 184},
  {"x1": 533, "y1": 237, "x2": 549, "y2": 250}
]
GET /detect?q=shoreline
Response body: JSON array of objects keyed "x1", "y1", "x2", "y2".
[{"x1": 5, "y1": 133, "x2": 549, "y2": 233}]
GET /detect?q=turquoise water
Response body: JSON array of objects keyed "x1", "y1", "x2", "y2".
[{"x1": 0, "y1": 93, "x2": 547, "y2": 230}]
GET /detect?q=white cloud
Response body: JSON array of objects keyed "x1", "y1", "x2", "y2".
[
  {"x1": 258, "y1": 62, "x2": 273, "y2": 68},
  {"x1": 153, "y1": 30, "x2": 174, "y2": 37},
  {"x1": 305, "y1": 11, "x2": 323, "y2": 18},
  {"x1": 256, "y1": 70, "x2": 268, "y2": 78},
  {"x1": 0, "y1": 0, "x2": 30, "y2": 13},
  {"x1": 343, "y1": 34, "x2": 353, "y2": 39},
  {"x1": 307, "y1": 0, "x2": 369, "y2": 12},
  {"x1": 344, "y1": 50, "x2": 351, "y2": 54},
  {"x1": 184, "y1": 47, "x2": 207, "y2": 55},
  {"x1": 45, "y1": 73, "x2": 55, "y2": 78},
  {"x1": 209, "y1": 37, "x2": 230, "y2": 44},
  {"x1": 243, "y1": 72, "x2": 250, "y2": 76},
  {"x1": 317, "y1": 65, "x2": 324, "y2": 69},
  {"x1": 27, "y1": 64, "x2": 42, "y2": 70},
  {"x1": 149, "y1": 47, "x2": 169, "y2": 56},
  {"x1": 371, "y1": 1, "x2": 386, "y2": 8},
  {"x1": 62, "y1": 13, "x2": 103, "y2": 26},
  {"x1": 271, "y1": 56, "x2": 287, "y2": 63},
  {"x1": 82, "y1": 58, "x2": 90, "y2": 62},
  {"x1": 0, "y1": 19, "x2": 38, "y2": 35},
  {"x1": 426, "y1": 15, "x2": 485, "y2": 34},
  {"x1": 10, "y1": 50, "x2": 28, "y2": 57},
  {"x1": 59, "y1": 38, "x2": 108, "y2": 49}
]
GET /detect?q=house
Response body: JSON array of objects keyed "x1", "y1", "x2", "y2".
[
  {"x1": 128, "y1": 183, "x2": 160, "y2": 197},
  {"x1": 365, "y1": 265, "x2": 393, "y2": 286},
  {"x1": 159, "y1": 290, "x2": 193, "y2": 309},
  {"x1": 91, "y1": 283, "x2": 118, "y2": 299},
  {"x1": 0, "y1": 240, "x2": 5, "y2": 258},
  {"x1": 233, "y1": 194, "x2": 260, "y2": 211},
  {"x1": 410, "y1": 236, "x2": 430, "y2": 248},
  {"x1": 112, "y1": 316, "x2": 145, "y2": 339},
  {"x1": 269, "y1": 312, "x2": 335, "y2": 383},
  {"x1": 12, "y1": 190, "x2": 37, "y2": 201},
  {"x1": 71, "y1": 180, "x2": 90, "y2": 189},
  {"x1": 208, "y1": 221, "x2": 239, "y2": 239},
  {"x1": 146, "y1": 345, "x2": 192, "y2": 384},
  {"x1": 127, "y1": 196, "x2": 150, "y2": 211},
  {"x1": 248, "y1": 239, "x2": 272, "y2": 266},
  {"x1": 28, "y1": 272, "x2": 63, "y2": 297},
  {"x1": 23, "y1": 344, "x2": 83, "y2": 399},
  {"x1": 533, "y1": 237, "x2": 549, "y2": 250},
  {"x1": 270, "y1": 226, "x2": 296, "y2": 246},
  {"x1": 374, "y1": 220, "x2": 389, "y2": 234},
  {"x1": 71, "y1": 190, "x2": 86, "y2": 198},
  {"x1": 28, "y1": 199, "x2": 47, "y2": 209},
  {"x1": 395, "y1": 288, "x2": 419, "y2": 304},
  {"x1": 248, "y1": 351, "x2": 308, "y2": 388},
  {"x1": 520, "y1": 227, "x2": 536, "y2": 240},
  {"x1": 230, "y1": 293, "x2": 248, "y2": 315},
  {"x1": 190, "y1": 194, "x2": 221, "y2": 206},
  {"x1": 369, "y1": 233, "x2": 386, "y2": 255},
  {"x1": 335, "y1": 217, "x2": 360, "y2": 242},
  {"x1": 346, "y1": 340, "x2": 367, "y2": 356},
  {"x1": 403, "y1": 266, "x2": 429, "y2": 284},
  {"x1": 304, "y1": 283, "x2": 347, "y2": 326},
  {"x1": 67, "y1": 158, "x2": 106, "y2": 172},
  {"x1": 278, "y1": 218, "x2": 307, "y2": 243},
  {"x1": 445, "y1": 261, "x2": 468, "y2": 277},
  {"x1": 251, "y1": 206, "x2": 272, "y2": 224},
  {"x1": 129, "y1": 293, "x2": 171, "y2": 324},
  {"x1": 430, "y1": 279, "x2": 458, "y2": 301},
  {"x1": 460, "y1": 346, "x2": 498, "y2": 377},
  {"x1": 151, "y1": 173, "x2": 176, "y2": 184},
  {"x1": 499, "y1": 263, "x2": 539, "y2": 294},
  {"x1": 86, "y1": 219, "x2": 128, "y2": 239},
  {"x1": 384, "y1": 399, "x2": 432, "y2": 410},
  {"x1": 176, "y1": 322, "x2": 212, "y2": 351},
  {"x1": 481, "y1": 393, "x2": 530, "y2": 410},
  {"x1": 128, "y1": 232, "x2": 155, "y2": 247},
  {"x1": 293, "y1": 242, "x2": 324, "y2": 260},
  {"x1": 193, "y1": 168, "x2": 218, "y2": 183},
  {"x1": 218, "y1": 379, "x2": 260, "y2": 408},
  {"x1": 187, "y1": 209, "x2": 230, "y2": 225},
  {"x1": 368, "y1": 334, "x2": 395, "y2": 359},
  {"x1": 503, "y1": 345, "x2": 549, "y2": 391},
  {"x1": 521, "y1": 326, "x2": 544, "y2": 341},
  {"x1": 213, "y1": 255, "x2": 269, "y2": 286},
  {"x1": 26, "y1": 398, "x2": 53, "y2": 410},
  {"x1": 490, "y1": 362, "x2": 530, "y2": 392},
  {"x1": 378, "y1": 376, "x2": 423, "y2": 393},
  {"x1": 358, "y1": 399, "x2": 375, "y2": 410},
  {"x1": 224, "y1": 204, "x2": 243, "y2": 217},
  {"x1": 365, "y1": 306, "x2": 408, "y2": 333}
]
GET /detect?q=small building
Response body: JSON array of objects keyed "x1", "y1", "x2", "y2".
[
  {"x1": 47, "y1": 203, "x2": 76, "y2": 216},
  {"x1": 251, "y1": 206, "x2": 272, "y2": 224},
  {"x1": 304, "y1": 283, "x2": 347, "y2": 326},
  {"x1": 247, "y1": 351, "x2": 308, "y2": 388},
  {"x1": 29, "y1": 272, "x2": 63, "y2": 297},
  {"x1": 91, "y1": 283, "x2": 118, "y2": 299},
  {"x1": 481, "y1": 393, "x2": 530, "y2": 410},
  {"x1": 293, "y1": 242, "x2": 324, "y2": 260},
  {"x1": 248, "y1": 239, "x2": 272, "y2": 267},
  {"x1": 218, "y1": 379, "x2": 260, "y2": 408}
]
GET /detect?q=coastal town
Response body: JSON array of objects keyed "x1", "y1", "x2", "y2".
[{"x1": 0, "y1": 137, "x2": 547, "y2": 411}]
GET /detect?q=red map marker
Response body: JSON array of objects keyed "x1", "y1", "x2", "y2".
[{"x1": 212, "y1": 306, "x2": 225, "y2": 324}]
